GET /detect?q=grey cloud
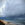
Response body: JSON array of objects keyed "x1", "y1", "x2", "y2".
[{"x1": 0, "y1": 0, "x2": 25, "y2": 17}]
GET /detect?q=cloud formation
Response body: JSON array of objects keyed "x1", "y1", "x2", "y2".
[{"x1": 0, "y1": 0, "x2": 25, "y2": 17}]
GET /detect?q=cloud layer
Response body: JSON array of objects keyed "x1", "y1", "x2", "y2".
[{"x1": 0, "y1": 0, "x2": 25, "y2": 17}]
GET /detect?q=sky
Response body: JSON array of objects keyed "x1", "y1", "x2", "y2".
[{"x1": 0, "y1": 0, "x2": 25, "y2": 17}]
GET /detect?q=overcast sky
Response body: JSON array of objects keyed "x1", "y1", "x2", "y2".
[{"x1": 0, "y1": 0, "x2": 25, "y2": 17}]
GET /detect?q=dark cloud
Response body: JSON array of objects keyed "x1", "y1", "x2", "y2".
[{"x1": 0, "y1": 0, "x2": 25, "y2": 17}]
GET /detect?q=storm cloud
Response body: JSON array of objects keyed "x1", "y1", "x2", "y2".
[{"x1": 0, "y1": 0, "x2": 25, "y2": 17}]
